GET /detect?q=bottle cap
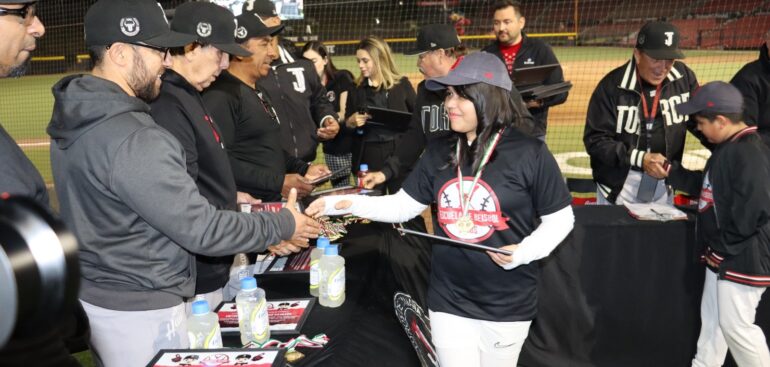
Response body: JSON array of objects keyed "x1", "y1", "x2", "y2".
[
  {"x1": 240, "y1": 276, "x2": 257, "y2": 291},
  {"x1": 316, "y1": 237, "x2": 330, "y2": 249},
  {"x1": 324, "y1": 244, "x2": 339, "y2": 256},
  {"x1": 191, "y1": 300, "x2": 210, "y2": 315},
  {"x1": 360, "y1": 164, "x2": 368, "y2": 171}
]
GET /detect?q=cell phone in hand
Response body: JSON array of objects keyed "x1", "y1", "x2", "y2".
[{"x1": 307, "y1": 167, "x2": 347, "y2": 186}]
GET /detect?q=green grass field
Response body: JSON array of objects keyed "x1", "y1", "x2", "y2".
[{"x1": 0, "y1": 46, "x2": 758, "y2": 185}]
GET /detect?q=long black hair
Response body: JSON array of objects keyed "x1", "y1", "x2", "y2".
[
  {"x1": 449, "y1": 82, "x2": 528, "y2": 173},
  {"x1": 301, "y1": 41, "x2": 343, "y2": 85}
]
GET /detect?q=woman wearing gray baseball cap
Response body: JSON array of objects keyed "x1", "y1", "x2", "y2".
[{"x1": 307, "y1": 52, "x2": 575, "y2": 367}]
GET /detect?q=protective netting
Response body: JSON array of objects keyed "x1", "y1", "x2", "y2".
[{"x1": 3, "y1": 0, "x2": 768, "y2": 188}]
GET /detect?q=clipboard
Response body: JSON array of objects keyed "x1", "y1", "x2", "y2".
[
  {"x1": 397, "y1": 228, "x2": 513, "y2": 255},
  {"x1": 365, "y1": 106, "x2": 412, "y2": 132},
  {"x1": 513, "y1": 63, "x2": 559, "y2": 87}
]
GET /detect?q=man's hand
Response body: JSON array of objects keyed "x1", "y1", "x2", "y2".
[
  {"x1": 285, "y1": 188, "x2": 321, "y2": 243},
  {"x1": 268, "y1": 239, "x2": 309, "y2": 256},
  {"x1": 305, "y1": 164, "x2": 331, "y2": 181},
  {"x1": 236, "y1": 192, "x2": 262, "y2": 205},
  {"x1": 317, "y1": 117, "x2": 340, "y2": 141},
  {"x1": 487, "y1": 244, "x2": 519, "y2": 268},
  {"x1": 525, "y1": 99, "x2": 543, "y2": 109},
  {"x1": 282, "y1": 174, "x2": 314, "y2": 198},
  {"x1": 362, "y1": 171, "x2": 386, "y2": 189},
  {"x1": 643, "y1": 152, "x2": 669, "y2": 179},
  {"x1": 346, "y1": 112, "x2": 370, "y2": 128}
]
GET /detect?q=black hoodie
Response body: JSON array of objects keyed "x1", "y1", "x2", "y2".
[
  {"x1": 731, "y1": 43, "x2": 770, "y2": 146},
  {"x1": 151, "y1": 69, "x2": 238, "y2": 296},
  {"x1": 48, "y1": 74, "x2": 295, "y2": 311}
]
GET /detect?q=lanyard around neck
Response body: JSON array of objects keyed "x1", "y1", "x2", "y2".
[{"x1": 455, "y1": 130, "x2": 504, "y2": 217}]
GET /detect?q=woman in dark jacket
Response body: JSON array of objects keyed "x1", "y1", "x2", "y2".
[
  {"x1": 302, "y1": 41, "x2": 356, "y2": 187},
  {"x1": 346, "y1": 36, "x2": 416, "y2": 194}
]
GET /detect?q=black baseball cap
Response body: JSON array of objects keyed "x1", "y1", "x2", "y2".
[
  {"x1": 405, "y1": 24, "x2": 461, "y2": 55},
  {"x1": 635, "y1": 21, "x2": 685, "y2": 60},
  {"x1": 676, "y1": 81, "x2": 744, "y2": 116},
  {"x1": 426, "y1": 52, "x2": 512, "y2": 92},
  {"x1": 171, "y1": 2, "x2": 251, "y2": 57},
  {"x1": 85, "y1": 0, "x2": 195, "y2": 48},
  {"x1": 234, "y1": 11, "x2": 284, "y2": 44},
  {"x1": 241, "y1": 0, "x2": 278, "y2": 18}
]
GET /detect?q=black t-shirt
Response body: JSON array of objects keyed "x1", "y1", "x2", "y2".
[
  {"x1": 402, "y1": 128, "x2": 571, "y2": 321},
  {"x1": 202, "y1": 71, "x2": 308, "y2": 202},
  {"x1": 322, "y1": 70, "x2": 356, "y2": 155}
]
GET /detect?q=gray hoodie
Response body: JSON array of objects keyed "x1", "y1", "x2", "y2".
[{"x1": 48, "y1": 74, "x2": 295, "y2": 311}]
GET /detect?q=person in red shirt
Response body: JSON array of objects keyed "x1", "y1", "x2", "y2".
[{"x1": 482, "y1": 0, "x2": 568, "y2": 136}]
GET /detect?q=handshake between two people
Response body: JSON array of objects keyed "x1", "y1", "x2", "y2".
[
  {"x1": 270, "y1": 162, "x2": 334, "y2": 257},
  {"x1": 643, "y1": 152, "x2": 671, "y2": 179}
]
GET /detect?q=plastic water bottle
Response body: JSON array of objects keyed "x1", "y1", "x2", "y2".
[
  {"x1": 309, "y1": 237, "x2": 330, "y2": 297},
  {"x1": 357, "y1": 164, "x2": 369, "y2": 188},
  {"x1": 235, "y1": 277, "x2": 270, "y2": 345},
  {"x1": 319, "y1": 245, "x2": 345, "y2": 308},
  {"x1": 186, "y1": 300, "x2": 223, "y2": 349}
]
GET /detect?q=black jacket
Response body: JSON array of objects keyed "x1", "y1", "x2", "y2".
[
  {"x1": 668, "y1": 127, "x2": 770, "y2": 286},
  {"x1": 151, "y1": 69, "x2": 237, "y2": 295},
  {"x1": 0, "y1": 124, "x2": 48, "y2": 206},
  {"x1": 346, "y1": 76, "x2": 416, "y2": 173},
  {"x1": 482, "y1": 34, "x2": 568, "y2": 132},
  {"x1": 583, "y1": 58, "x2": 704, "y2": 203},
  {"x1": 203, "y1": 71, "x2": 308, "y2": 202},
  {"x1": 731, "y1": 43, "x2": 770, "y2": 146},
  {"x1": 257, "y1": 59, "x2": 337, "y2": 162}
]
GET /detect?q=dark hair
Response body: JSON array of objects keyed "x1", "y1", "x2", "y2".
[
  {"x1": 301, "y1": 41, "x2": 343, "y2": 84},
  {"x1": 168, "y1": 42, "x2": 210, "y2": 57},
  {"x1": 492, "y1": 0, "x2": 523, "y2": 16},
  {"x1": 695, "y1": 111, "x2": 744, "y2": 124},
  {"x1": 444, "y1": 45, "x2": 469, "y2": 59},
  {"x1": 87, "y1": 46, "x2": 108, "y2": 69},
  {"x1": 449, "y1": 82, "x2": 527, "y2": 173}
]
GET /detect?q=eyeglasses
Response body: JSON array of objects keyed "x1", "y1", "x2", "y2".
[
  {"x1": 0, "y1": 2, "x2": 36, "y2": 25},
  {"x1": 131, "y1": 42, "x2": 170, "y2": 59}
]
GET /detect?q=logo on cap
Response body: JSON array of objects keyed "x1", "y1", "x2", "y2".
[
  {"x1": 197, "y1": 22, "x2": 212, "y2": 38},
  {"x1": 430, "y1": 42, "x2": 437, "y2": 47},
  {"x1": 236, "y1": 26, "x2": 248, "y2": 39},
  {"x1": 157, "y1": 3, "x2": 169, "y2": 25},
  {"x1": 638, "y1": 34, "x2": 646, "y2": 45},
  {"x1": 664, "y1": 32, "x2": 674, "y2": 46},
  {"x1": 120, "y1": 18, "x2": 141, "y2": 37}
]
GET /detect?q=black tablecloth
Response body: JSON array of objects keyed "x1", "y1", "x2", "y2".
[
  {"x1": 520, "y1": 205, "x2": 770, "y2": 367},
  {"x1": 233, "y1": 222, "x2": 421, "y2": 367},
  {"x1": 229, "y1": 205, "x2": 770, "y2": 367}
]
